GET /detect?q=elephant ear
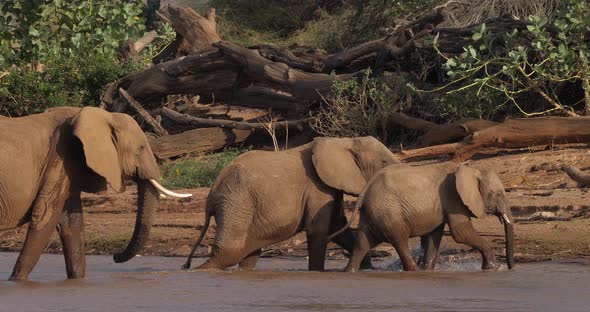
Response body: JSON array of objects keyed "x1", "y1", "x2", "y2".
[
  {"x1": 312, "y1": 137, "x2": 366, "y2": 196},
  {"x1": 455, "y1": 165, "x2": 485, "y2": 218},
  {"x1": 71, "y1": 107, "x2": 124, "y2": 192}
]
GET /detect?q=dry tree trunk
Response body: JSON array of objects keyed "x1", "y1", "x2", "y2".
[
  {"x1": 156, "y1": 6, "x2": 220, "y2": 54},
  {"x1": 119, "y1": 31, "x2": 158, "y2": 63},
  {"x1": 149, "y1": 127, "x2": 251, "y2": 159},
  {"x1": 399, "y1": 117, "x2": 590, "y2": 161},
  {"x1": 159, "y1": 107, "x2": 309, "y2": 131}
]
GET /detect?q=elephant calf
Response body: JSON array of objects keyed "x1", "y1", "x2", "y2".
[
  {"x1": 331, "y1": 162, "x2": 515, "y2": 272},
  {"x1": 183, "y1": 136, "x2": 400, "y2": 271}
]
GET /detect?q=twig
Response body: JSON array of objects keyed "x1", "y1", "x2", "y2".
[{"x1": 119, "y1": 88, "x2": 169, "y2": 137}]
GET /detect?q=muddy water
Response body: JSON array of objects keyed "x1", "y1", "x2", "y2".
[{"x1": 0, "y1": 253, "x2": 588, "y2": 312}]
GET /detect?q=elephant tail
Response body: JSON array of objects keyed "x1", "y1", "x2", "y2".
[
  {"x1": 326, "y1": 187, "x2": 368, "y2": 242},
  {"x1": 181, "y1": 209, "x2": 212, "y2": 270}
]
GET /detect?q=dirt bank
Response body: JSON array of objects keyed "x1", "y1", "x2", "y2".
[{"x1": 1, "y1": 145, "x2": 590, "y2": 265}]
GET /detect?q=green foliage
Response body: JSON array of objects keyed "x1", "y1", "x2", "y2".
[
  {"x1": 0, "y1": 1, "x2": 173, "y2": 117},
  {"x1": 0, "y1": 48, "x2": 136, "y2": 116},
  {"x1": 428, "y1": 0, "x2": 590, "y2": 117},
  {"x1": 311, "y1": 70, "x2": 411, "y2": 143},
  {"x1": 0, "y1": 0, "x2": 146, "y2": 65},
  {"x1": 160, "y1": 147, "x2": 251, "y2": 189}
]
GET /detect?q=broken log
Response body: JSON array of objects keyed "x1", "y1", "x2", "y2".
[
  {"x1": 106, "y1": 50, "x2": 240, "y2": 112},
  {"x1": 399, "y1": 117, "x2": 590, "y2": 161},
  {"x1": 160, "y1": 107, "x2": 310, "y2": 131},
  {"x1": 119, "y1": 31, "x2": 158, "y2": 63},
  {"x1": 388, "y1": 112, "x2": 437, "y2": 132},
  {"x1": 119, "y1": 88, "x2": 168, "y2": 137},
  {"x1": 215, "y1": 41, "x2": 354, "y2": 101},
  {"x1": 387, "y1": 112, "x2": 498, "y2": 146},
  {"x1": 149, "y1": 127, "x2": 251, "y2": 159},
  {"x1": 157, "y1": 6, "x2": 220, "y2": 54},
  {"x1": 419, "y1": 118, "x2": 498, "y2": 146}
]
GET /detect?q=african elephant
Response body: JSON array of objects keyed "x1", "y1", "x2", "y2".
[
  {"x1": 182, "y1": 136, "x2": 400, "y2": 271},
  {"x1": 330, "y1": 161, "x2": 515, "y2": 272},
  {"x1": 0, "y1": 106, "x2": 190, "y2": 281}
]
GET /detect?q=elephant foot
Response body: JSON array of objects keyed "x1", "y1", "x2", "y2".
[
  {"x1": 8, "y1": 274, "x2": 27, "y2": 282},
  {"x1": 181, "y1": 263, "x2": 191, "y2": 270},
  {"x1": 482, "y1": 260, "x2": 500, "y2": 271}
]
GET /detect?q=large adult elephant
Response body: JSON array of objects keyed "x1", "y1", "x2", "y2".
[
  {"x1": 182, "y1": 136, "x2": 400, "y2": 271},
  {"x1": 0, "y1": 106, "x2": 190, "y2": 281},
  {"x1": 331, "y1": 162, "x2": 515, "y2": 272}
]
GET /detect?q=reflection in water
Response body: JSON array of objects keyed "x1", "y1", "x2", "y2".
[{"x1": 0, "y1": 252, "x2": 588, "y2": 312}]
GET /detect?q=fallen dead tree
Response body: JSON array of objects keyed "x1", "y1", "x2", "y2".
[
  {"x1": 159, "y1": 107, "x2": 309, "y2": 131},
  {"x1": 387, "y1": 112, "x2": 498, "y2": 146},
  {"x1": 399, "y1": 117, "x2": 590, "y2": 161},
  {"x1": 99, "y1": 2, "x2": 590, "y2": 159},
  {"x1": 149, "y1": 127, "x2": 251, "y2": 159}
]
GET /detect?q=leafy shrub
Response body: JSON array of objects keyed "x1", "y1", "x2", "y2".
[
  {"x1": 160, "y1": 147, "x2": 251, "y2": 189},
  {"x1": 0, "y1": 1, "x2": 170, "y2": 117},
  {"x1": 311, "y1": 70, "x2": 412, "y2": 144},
  {"x1": 0, "y1": 0, "x2": 146, "y2": 65},
  {"x1": 430, "y1": 0, "x2": 590, "y2": 117},
  {"x1": 0, "y1": 47, "x2": 137, "y2": 116}
]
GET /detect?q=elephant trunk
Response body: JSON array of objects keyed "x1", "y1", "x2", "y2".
[
  {"x1": 562, "y1": 165, "x2": 590, "y2": 187},
  {"x1": 502, "y1": 212, "x2": 515, "y2": 269},
  {"x1": 113, "y1": 178, "x2": 159, "y2": 263}
]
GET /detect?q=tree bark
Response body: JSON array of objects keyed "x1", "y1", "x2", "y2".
[
  {"x1": 157, "y1": 5, "x2": 220, "y2": 54},
  {"x1": 399, "y1": 117, "x2": 590, "y2": 161},
  {"x1": 119, "y1": 88, "x2": 168, "y2": 137},
  {"x1": 160, "y1": 107, "x2": 310, "y2": 131},
  {"x1": 149, "y1": 127, "x2": 251, "y2": 159}
]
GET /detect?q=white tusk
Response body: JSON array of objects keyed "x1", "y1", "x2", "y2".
[
  {"x1": 159, "y1": 194, "x2": 167, "y2": 199},
  {"x1": 502, "y1": 213, "x2": 511, "y2": 224},
  {"x1": 149, "y1": 179, "x2": 192, "y2": 198}
]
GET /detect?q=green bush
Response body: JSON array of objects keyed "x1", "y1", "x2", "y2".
[
  {"x1": 0, "y1": 1, "x2": 173, "y2": 117},
  {"x1": 428, "y1": 0, "x2": 590, "y2": 117},
  {"x1": 0, "y1": 47, "x2": 136, "y2": 116},
  {"x1": 160, "y1": 147, "x2": 251, "y2": 189},
  {"x1": 0, "y1": 0, "x2": 146, "y2": 64},
  {"x1": 311, "y1": 70, "x2": 412, "y2": 144}
]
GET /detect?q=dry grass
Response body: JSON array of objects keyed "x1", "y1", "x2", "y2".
[{"x1": 439, "y1": 0, "x2": 562, "y2": 27}]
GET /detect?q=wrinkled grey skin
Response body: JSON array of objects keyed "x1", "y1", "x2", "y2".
[
  {"x1": 0, "y1": 107, "x2": 161, "y2": 281},
  {"x1": 333, "y1": 161, "x2": 514, "y2": 272},
  {"x1": 183, "y1": 136, "x2": 400, "y2": 271}
]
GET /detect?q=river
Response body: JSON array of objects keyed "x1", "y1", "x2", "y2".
[{"x1": 0, "y1": 252, "x2": 588, "y2": 312}]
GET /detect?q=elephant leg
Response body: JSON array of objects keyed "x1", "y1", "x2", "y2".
[
  {"x1": 56, "y1": 195, "x2": 85, "y2": 279},
  {"x1": 389, "y1": 234, "x2": 418, "y2": 271},
  {"x1": 345, "y1": 217, "x2": 380, "y2": 272},
  {"x1": 329, "y1": 202, "x2": 373, "y2": 270},
  {"x1": 420, "y1": 223, "x2": 445, "y2": 270},
  {"x1": 306, "y1": 230, "x2": 328, "y2": 271},
  {"x1": 239, "y1": 249, "x2": 261, "y2": 271},
  {"x1": 197, "y1": 245, "x2": 244, "y2": 270},
  {"x1": 447, "y1": 214, "x2": 498, "y2": 270},
  {"x1": 9, "y1": 203, "x2": 63, "y2": 281}
]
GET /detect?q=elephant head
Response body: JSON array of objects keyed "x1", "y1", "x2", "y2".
[
  {"x1": 455, "y1": 165, "x2": 515, "y2": 269},
  {"x1": 70, "y1": 107, "x2": 190, "y2": 263},
  {"x1": 312, "y1": 136, "x2": 400, "y2": 196}
]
